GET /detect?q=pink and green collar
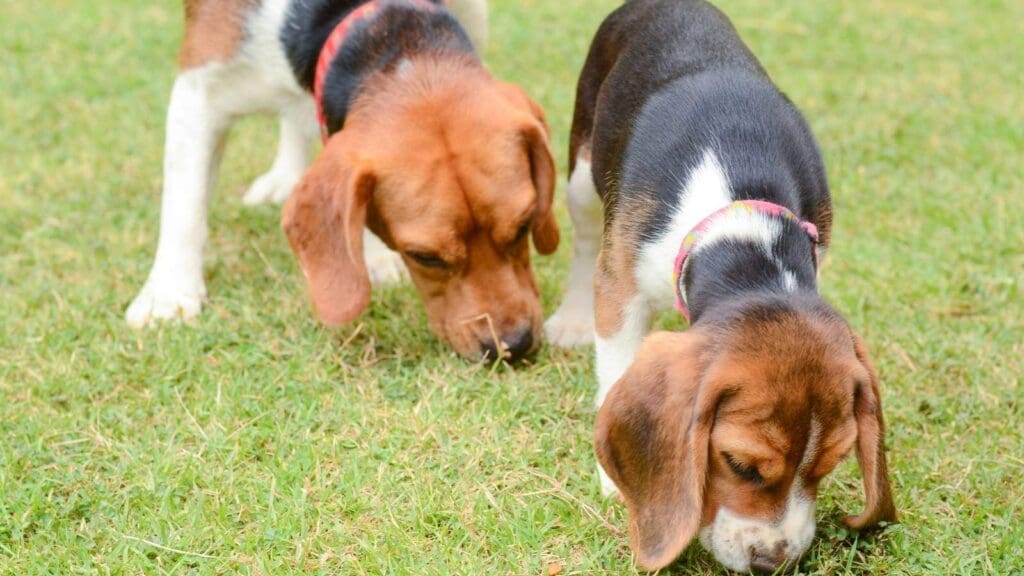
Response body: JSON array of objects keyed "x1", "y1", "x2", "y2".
[{"x1": 672, "y1": 200, "x2": 820, "y2": 321}]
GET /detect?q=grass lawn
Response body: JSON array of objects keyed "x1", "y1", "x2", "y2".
[{"x1": 2, "y1": 0, "x2": 1022, "y2": 573}]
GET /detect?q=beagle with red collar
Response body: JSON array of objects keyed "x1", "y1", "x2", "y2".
[
  {"x1": 127, "y1": 0, "x2": 559, "y2": 362},
  {"x1": 545, "y1": 0, "x2": 896, "y2": 571}
]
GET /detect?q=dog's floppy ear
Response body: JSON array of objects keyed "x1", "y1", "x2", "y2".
[
  {"x1": 282, "y1": 134, "x2": 375, "y2": 326},
  {"x1": 500, "y1": 82, "x2": 559, "y2": 255},
  {"x1": 845, "y1": 333, "x2": 897, "y2": 530},
  {"x1": 522, "y1": 122, "x2": 559, "y2": 254},
  {"x1": 595, "y1": 330, "x2": 721, "y2": 570}
]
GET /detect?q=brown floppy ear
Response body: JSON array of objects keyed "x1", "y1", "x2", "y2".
[
  {"x1": 845, "y1": 333, "x2": 897, "y2": 530},
  {"x1": 595, "y1": 330, "x2": 720, "y2": 570},
  {"x1": 281, "y1": 134, "x2": 375, "y2": 326},
  {"x1": 500, "y1": 82, "x2": 559, "y2": 255},
  {"x1": 522, "y1": 122, "x2": 559, "y2": 254}
]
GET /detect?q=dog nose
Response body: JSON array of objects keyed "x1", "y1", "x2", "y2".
[
  {"x1": 504, "y1": 328, "x2": 534, "y2": 361},
  {"x1": 481, "y1": 327, "x2": 534, "y2": 363}
]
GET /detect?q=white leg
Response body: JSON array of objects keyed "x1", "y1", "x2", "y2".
[
  {"x1": 243, "y1": 97, "x2": 316, "y2": 206},
  {"x1": 364, "y1": 229, "x2": 408, "y2": 287},
  {"x1": 446, "y1": 0, "x2": 489, "y2": 52},
  {"x1": 594, "y1": 296, "x2": 652, "y2": 407},
  {"x1": 127, "y1": 68, "x2": 230, "y2": 327},
  {"x1": 545, "y1": 157, "x2": 603, "y2": 347},
  {"x1": 595, "y1": 295, "x2": 652, "y2": 496}
]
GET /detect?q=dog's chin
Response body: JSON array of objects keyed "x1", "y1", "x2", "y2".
[
  {"x1": 698, "y1": 502, "x2": 815, "y2": 574},
  {"x1": 699, "y1": 526, "x2": 754, "y2": 574}
]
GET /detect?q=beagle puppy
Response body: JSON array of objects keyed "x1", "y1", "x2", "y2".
[
  {"x1": 545, "y1": 0, "x2": 896, "y2": 571},
  {"x1": 127, "y1": 0, "x2": 560, "y2": 362}
]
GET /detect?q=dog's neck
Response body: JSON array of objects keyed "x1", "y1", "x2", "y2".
[
  {"x1": 680, "y1": 210, "x2": 820, "y2": 324},
  {"x1": 317, "y1": 1, "x2": 475, "y2": 137},
  {"x1": 284, "y1": 0, "x2": 476, "y2": 136}
]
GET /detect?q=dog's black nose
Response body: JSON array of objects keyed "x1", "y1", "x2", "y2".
[
  {"x1": 481, "y1": 328, "x2": 534, "y2": 363},
  {"x1": 504, "y1": 328, "x2": 534, "y2": 362}
]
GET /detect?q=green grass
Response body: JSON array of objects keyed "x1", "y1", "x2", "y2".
[{"x1": 1, "y1": 0, "x2": 1022, "y2": 573}]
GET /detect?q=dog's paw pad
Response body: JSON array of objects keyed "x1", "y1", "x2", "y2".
[
  {"x1": 544, "y1": 308, "x2": 594, "y2": 348},
  {"x1": 243, "y1": 170, "x2": 299, "y2": 206}
]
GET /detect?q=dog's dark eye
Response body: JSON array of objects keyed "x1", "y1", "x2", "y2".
[
  {"x1": 723, "y1": 452, "x2": 764, "y2": 485},
  {"x1": 514, "y1": 221, "x2": 531, "y2": 243},
  {"x1": 406, "y1": 251, "x2": 449, "y2": 270}
]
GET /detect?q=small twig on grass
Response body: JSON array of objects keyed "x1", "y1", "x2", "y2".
[
  {"x1": 87, "y1": 424, "x2": 112, "y2": 450},
  {"x1": 338, "y1": 322, "x2": 365, "y2": 352},
  {"x1": 461, "y1": 313, "x2": 509, "y2": 363},
  {"x1": 120, "y1": 533, "x2": 232, "y2": 561},
  {"x1": 175, "y1": 388, "x2": 208, "y2": 441},
  {"x1": 890, "y1": 342, "x2": 918, "y2": 372},
  {"x1": 250, "y1": 239, "x2": 281, "y2": 282},
  {"x1": 50, "y1": 437, "x2": 90, "y2": 448},
  {"x1": 481, "y1": 485, "x2": 500, "y2": 509},
  {"x1": 224, "y1": 410, "x2": 270, "y2": 441},
  {"x1": 526, "y1": 470, "x2": 624, "y2": 537}
]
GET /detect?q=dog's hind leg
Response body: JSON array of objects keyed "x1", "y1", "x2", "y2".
[
  {"x1": 243, "y1": 96, "x2": 317, "y2": 206},
  {"x1": 542, "y1": 24, "x2": 615, "y2": 347},
  {"x1": 544, "y1": 147, "x2": 602, "y2": 348},
  {"x1": 363, "y1": 230, "x2": 409, "y2": 287},
  {"x1": 127, "y1": 66, "x2": 232, "y2": 327},
  {"x1": 446, "y1": 0, "x2": 489, "y2": 52}
]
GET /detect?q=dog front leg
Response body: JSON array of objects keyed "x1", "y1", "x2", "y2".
[
  {"x1": 363, "y1": 229, "x2": 408, "y2": 287},
  {"x1": 594, "y1": 294, "x2": 651, "y2": 408},
  {"x1": 545, "y1": 154, "x2": 603, "y2": 347},
  {"x1": 593, "y1": 264, "x2": 652, "y2": 496},
  {"x1": 127, "y1": 68, "x2": 230, "y2": 327}
]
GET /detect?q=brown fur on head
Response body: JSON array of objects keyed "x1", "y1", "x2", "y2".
[
  {"x1": 282, "y1": 56, "x2": 558, "y2": 361},
  {"x1": 595, "y1": 299, "x2": 895, "y2": 571}
]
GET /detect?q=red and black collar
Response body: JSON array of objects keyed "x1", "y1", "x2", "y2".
[{"x1": 313, "y1": 0, "x2": 443, "y2": 143}]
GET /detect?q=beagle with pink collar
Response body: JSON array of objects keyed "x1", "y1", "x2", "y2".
[
  {"x1": 126, "y1": 0, "x2": 562, "y2": 362},
  {"x1": 545, "y1": 0, "x2": 896, "y2": 571}
]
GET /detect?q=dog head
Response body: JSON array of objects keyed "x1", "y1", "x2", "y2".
[
  {"x1": 283, "y1": 59, "x2": 558, "y2": 361},
  {"x1": 595, "y1": 298, "x2": 896, "y2": 572}
]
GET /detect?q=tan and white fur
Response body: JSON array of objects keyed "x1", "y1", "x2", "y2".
[
  {"x1": 548, "y1": 0, "x2": 894, "y2": 572},
  {"x1": 127, "y1": 0, "x2": 488, "y2": 328}
]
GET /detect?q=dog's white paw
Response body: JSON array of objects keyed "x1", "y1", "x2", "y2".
[
  {"x1": 599, "y1": 465, "x2": 620, "y2": 499},
  {"x1": 366, "y1": 248, "x2": 409, "y2": 287},
  {"x1": 544, "y1": 305, "x2": 594, "y2": 348},
  {"x1": 126, "y1": 276, "x2": 206, "y2": 328},
  {"x1": 243, "y1": 170, "x2": 299, "y2": 206}
]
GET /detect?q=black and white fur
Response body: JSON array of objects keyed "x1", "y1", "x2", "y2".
[
  {"x1": 127, "y1": 0, "x2": 488, "y2": 327},
  {"x1": 544, "y1": 0, "x2": 833, "y2": 560},
  {"x1": 283, "y1": 0, "x2": 476, "y2": 134}
]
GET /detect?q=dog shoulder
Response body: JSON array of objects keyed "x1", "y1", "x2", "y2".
[{"x1": 179, "y1": 0, "x2": 264, "y2": 69}]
